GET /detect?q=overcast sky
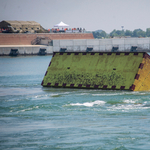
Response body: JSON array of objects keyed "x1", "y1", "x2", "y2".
[{"x1": 0, "y1": 0, "x2": 150, "y2": 33}]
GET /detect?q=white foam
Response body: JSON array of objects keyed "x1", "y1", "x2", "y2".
[
  {"x1": 19, "y1": 107, "x2": 33, "y2": 112},
  {"x1": 33, "y1": 93, "x2": 61, "y2": 99},
  {"x1": 63, "y1": 92, "x2": 70, "y2": 94},
  {"x1": 132, "y1": 92, "x2": 147, "y2": 95},
  {"x1": 17, "y1": 105, "x2": 39, "y2": 113},
  {"x1": 123, "y1": 99, "x2": 140, "y2": 104},
  {"x1": 77, "y1": 93, "x2": 89, "y2": 95},
  {"x1": 92, "y1": 92, "x2": 128, "y2": 96},
  {"x1": 50, "y1": 94, "x2": 59, "y2": 96},
  {"x1": 92, "y1": 91, "x2": 149, "y2": 97},
  {"x1": 108, "y1": 103, "x2": 145, "y2": 111},
  {"x1": 70, "y1": 100, "x2": 106, "y2": 107},
  {"x1": 33, "y1": 94, "x2": 49, "y2": 100}
]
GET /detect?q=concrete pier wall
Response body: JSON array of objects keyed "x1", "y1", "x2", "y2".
[
  {"x1": 1, "y1": 37, "x2": 150, "y2": 56},
  {"x1": 53, "y1": 38, "x2": 150, "y2": 52},
  {"x1": 0, "y1": 45, "x2": 53, "y2": 56}
]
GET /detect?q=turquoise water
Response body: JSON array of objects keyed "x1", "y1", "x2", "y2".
[{"x1": 0, "y1": 56, "x2": 150, "y2": 150}]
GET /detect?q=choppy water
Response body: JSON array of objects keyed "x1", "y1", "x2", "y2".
[{"x1": 0, "y1": 56, "x2": 150, "y2": 150}]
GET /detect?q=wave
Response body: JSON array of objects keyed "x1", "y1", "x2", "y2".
[
  {"x1": 33, "y1": 93, "x2": 64, "y2": 99},
  {"x1": 50, "y1": 94, "x2": 62, "y2": 97},
  {"x1": 107, "y1": 101, "x2": 150, "y2": 111},
  {"x1": 76, "y1": 93, "x2": 90, "y2": 95},
  {"x1": 92, "y1": 91, "x2": 149, "y2": 96},
  {"x1": 107, "y1": 104, "x2": 145, "y2": 111},
  {"x1": 92, "y1": 93, "x2": 123, "y2": 96},
  {"x1": 16, "y1": 106, "x2": 39, "y2": 113},
  {"x1": 123, "y1": 99, "x2": 141, "y2": 104},
  {"x1": 70, "y1": 100, "x2": 106, "y2": 107}
]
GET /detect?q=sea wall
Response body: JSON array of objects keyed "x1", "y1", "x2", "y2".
[
  {"x1": 1, "y1": 36, "x2": 150, "y2": 56},
  {"x1": 0, "y1": 45, "x2": 53, "y2": 56},
  {"x1": 53, "y1": 38, "x2": 150, "y2": 52},
  {"x1": 0, "y1": 33, "x2": 94, "y2": 45}
]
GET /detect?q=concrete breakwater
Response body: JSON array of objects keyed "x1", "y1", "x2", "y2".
[
  {"x1": 0, "y1": 45, "x2": 53, "y2": 56},
  {"x1": 53, "y1": 38, "x2": 150, "y2": 52},
  {"x1": 0, "y1": 33, "x2": 94, "y2": 56},
  {"x1": 1, "y1": 37, "x2": 150, "y2": 56}
]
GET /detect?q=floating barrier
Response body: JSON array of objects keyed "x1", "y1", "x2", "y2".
[{"x1": 41, "y1": 52, "x2": 150, "y2": 91}]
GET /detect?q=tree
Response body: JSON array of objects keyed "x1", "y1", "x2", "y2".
[
  {"x1": 133, "y1": 29, "x2": 140, "y2": 37},
  {"x1": 125, "y1": 30, "x2": 133, "y2": 36},
  {"x1": 109, "y1": 29, "x2": 125, "y2": 37},
  {"x1": 110, "y1": 29, "x2": 117, "y2": 37},
  {"x1": 133, "y1": 29, "x2": 146, "y2": 37},
  {"x1": 116, "y1": 30, "x2": 125, "y2": 36},
  {"x1": 92, "y1": 30, "x2": 107, "y2": 39},
  {"x1": 139, "y1": 30, "x2": 146, "y2": 37},
  {"x1": 146, "y1": 28, "x2": 150, "y2": 37},
  {"x1": 92, "y1": 32, "x2": 99, "y2": 38},
  {"x1": 92, "y1": 28, "x2": 149, "y2": 39},
  {"x1": 99, "y1": 31, "x2": 107, "y2": 38}
]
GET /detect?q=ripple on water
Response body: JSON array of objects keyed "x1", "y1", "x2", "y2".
[{"x1": 69, "y1": 100, "x2": 106, "y2": 107}]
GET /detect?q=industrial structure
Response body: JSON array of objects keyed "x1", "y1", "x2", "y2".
[{"x1": 0, "y1": 20, "x2": 44, "y2": 33}]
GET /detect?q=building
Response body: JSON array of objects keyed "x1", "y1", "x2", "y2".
[{"x1": 0, "y1": 20, "x2": 43, "y2": 33}]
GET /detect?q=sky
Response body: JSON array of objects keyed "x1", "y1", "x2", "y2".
[{"x1": 0, "y1": 0, "x2": 150, "y2": 33}]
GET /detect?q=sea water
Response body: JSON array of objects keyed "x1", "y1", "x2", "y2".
[{"x1": 0, "y1": 56, "x2": 150, "y2": 150}]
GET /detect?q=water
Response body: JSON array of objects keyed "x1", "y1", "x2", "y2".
[{"x1": 0, "y1": 56, "x2": 150, "y2": 150}]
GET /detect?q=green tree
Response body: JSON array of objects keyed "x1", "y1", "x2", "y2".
[
  {"x1": 133, "y1": 29, "x2": 138, "y2": 37},
  {"x1": 92, "y1": 30, "x2": 107, "y2": 39},
  {"x1": 116, "y1": 30, "x2": 125, "y2": 36},
  {"x1": 110, "y1": 29, "x2": 117, "y2": 37},
  {"x1": 146, "y1": 28, "x2": 150, "y2": 37},
  {"x1": 133, "y1": 29, "x2": 146, "y2": 37},
  {"x1": 125, "y1": 30, "x2": 133, "y2": 36},
  {"x1": 99, "y1": 31, "x2": 107, "y2": 38},
  {"x1": 109, "y1": 29, "x2": 125, "y2": 37},
  {"x1": 139, "y1": 31, "x2": 146, "y2": 37},
  {"x1": 92, "y1": 28, "x2": 150, "y2": 38},
  {"x1": 92, "y1": 32, "x2": 99, "y2": 38}
]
